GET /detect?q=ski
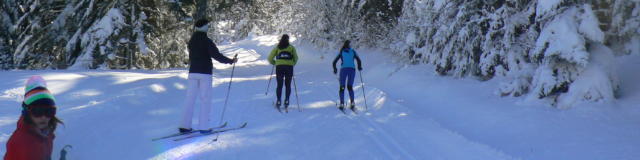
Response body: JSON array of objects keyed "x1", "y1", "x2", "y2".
[
  {"x1": 151, "y1": 122, "x2": 228, "y2": 141},
  {"x1": 173, "y1": 122, "x2": 248, "y2": 141},
  {"x1": 209, "y1": 122, "x2": 249, "y2": 143},
  {"x1": 339, "y1": 107, "x2": 347, "y2": 114}
]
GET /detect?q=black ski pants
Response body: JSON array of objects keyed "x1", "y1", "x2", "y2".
[{"x1": 276, "y1": 65, "x2": 294, "y2": 102}]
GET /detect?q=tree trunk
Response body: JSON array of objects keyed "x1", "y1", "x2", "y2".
[{"x1": 195, "y1": 0, "x2": 207, "y2": 20}]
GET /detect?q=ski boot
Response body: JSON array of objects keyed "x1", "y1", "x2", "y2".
[
  {"x1": 179, "y1": 128, "x2": 193, "y2": 134},
  {"x1": 275, "y1": 100, "x2": 282, "y2": 112},
  {"x1": 338, "y1": 103, "x2": 346, "y2": 114},
  {"x1": 284, "y1": 100, "x2": 290, "y2": 113},
  {"x1": 350, "y1": 102, "x2": 357, "y2": 113}
]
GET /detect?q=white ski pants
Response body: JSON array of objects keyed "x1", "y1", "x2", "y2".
[{"x1": 180, "y1": 73, "x2": 213, "y2": 130}]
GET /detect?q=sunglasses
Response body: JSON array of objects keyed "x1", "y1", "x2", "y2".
[{"x1": 29, "y1": 106, "x2": 56, "y2": 118}]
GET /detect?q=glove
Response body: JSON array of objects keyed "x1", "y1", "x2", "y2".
[
  {"x1": 358, "y1": 66, "x2": 363, "y2": 71},
  {"x1": 333, "y1": 68, "x2": 338, "y2": 74},
  {"x1": 230, "y1": 57, "x2": 238, "y2": 64}
]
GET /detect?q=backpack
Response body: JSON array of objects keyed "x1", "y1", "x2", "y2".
[{"x1": 276, "y1": 51, "x2": 293, "y2": 60}]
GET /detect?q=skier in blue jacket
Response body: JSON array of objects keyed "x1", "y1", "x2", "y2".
[{"x1": 332, "y1": 40, "x2": 363, "y2": 111}]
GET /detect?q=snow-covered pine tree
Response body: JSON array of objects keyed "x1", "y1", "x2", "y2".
[
  {"x1": 70, "y1": 1, "x2": 127, "y2": 69},
  {"x1": 609, "y1": 0, "x2": 640, "y2": 55},
  {"x1": 291, "y1": 0, "x2": 342, "y2": 51},
  {"x1": 391, "y1": 0, "x2": 621, "y2": 107},
  {"x1": 392, "y1": 0, "x2": 492, "y2": 77},
  {"x1": 199, "y1": 0, "x2": 255, "y2": 43},
  {"x1": 484, "y1": 0, "x2": 538, "y2": 97},
  {"x1": 0, "y1": 1, "x2": 12, "y2": 69},
  {"x1": 291, "y1": 0, "x2": 402, "y2": 55},
  {"x1": 140, "y1": 0, "x2": 191, "y2": 69},
  {"x1": 1, "y1": 0, "x2": 69, "y2": 69},
  {"x1": 352, "y1": 0, "x2": 402, "y2": 49},
  {"x1": 0, "y1": 0, "x2": 193, "y2": 69},
  {"x1": 527, "y1": 0, "x2": 618, "y2": 107},
  {"x1": 389, "y1": 0, "x2": 440, "y2": 64}
]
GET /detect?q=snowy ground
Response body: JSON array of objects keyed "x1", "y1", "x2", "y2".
[{"x1": 1, "y1": 35, "x2": 639, "y2": 160}]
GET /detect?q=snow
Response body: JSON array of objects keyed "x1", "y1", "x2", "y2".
[
  {"x1": 357, "y1": 0, "x2": 367, "y2": 11},
  {"x1": 432, "y1": 0, "x2": 446, "y2": 9},
  {"x1": 576, "y1": 5, "x2": 604, "y2": 43},
  {"x1": 137, "y1": 37, "x2": 154, "y2": 55},
  {"x1": 12, "y1": 35, "x2": 32, "y2": 64},
  {"x1": 135, "y1": 12, "x2": 155, "y2": 56},
  {"x1": 557, "y1": 44, "x2": 617, "y2": 108},
  {"x1": 51, "y1": 4, "x2": 75, "y2": 29},
  {"x1": 80, "y1": 8, "x2": 125, "y2": 46},
  {"x1": 627, "y1": 36, "x2": 640, "y2": 55},
  {"x1": 65, "y1": 30, "x2": 82, "y2": 53},
  {"x1": 534, "y1": 7, "x2": 589, "y2": 66},
  {"x1": 1, "y1": 35, "x2": 639, "y2": 159},
  {"x1": 83, "y1": 0, "x2": 95, "y2": 18},
  {"x1": 536, "y1": 0, "x2": 563, "y2": 16}
]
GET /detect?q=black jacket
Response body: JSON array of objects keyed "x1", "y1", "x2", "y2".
[{"x1": 187, "y1": 31, "x2": 234, "y2": 74}]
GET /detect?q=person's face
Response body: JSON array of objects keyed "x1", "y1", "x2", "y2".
[
  {"x1": 28, "y1": 107, "x2": 56, "y2": 129},
  {"x1": 30, "y1": 114, "x2": 50, "y2": 129}
]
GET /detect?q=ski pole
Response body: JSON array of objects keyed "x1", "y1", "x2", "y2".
[
  {"x1": 59, "y1": 145, "x2": 72, "y2": 160},
  {"x1": 358, "y1": 70, "x2": 368, "y2": 111},
  {"x1": 293, "y1": 76, "x2": 302, "y2": 112},
  {"x1": 218, "y1": 54, "x2": 238, "y2": 126},
  {"x1": 214, "y1": 54, "x2": 238, "y2": 142},
  {"x1": 265, "y1": 66, "x2": 275, "y2": 95}
]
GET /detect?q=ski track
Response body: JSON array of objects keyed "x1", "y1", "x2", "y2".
[
  {"x1": 302, "y1": 50, "x2": 516, "y2": 160},
  {"x1": 316, "y1": 77, "x2": 516, "y2": 160},
  {"x1": 316, "y1": 84, "x2": 402, "y2": 160},
  {"x1": 220, "y1": 43, "x2": 515, "y2": 159}
]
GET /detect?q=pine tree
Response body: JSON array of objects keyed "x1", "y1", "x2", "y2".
[
  {"x1": 390, "y1": 0, "x2": 622, "y2": 107},
  {"x1": 609, "y1": 0, "x2": 640, "y2": 55}
]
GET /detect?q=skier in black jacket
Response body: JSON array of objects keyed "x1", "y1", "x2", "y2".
[{"x1": 180, "y1": 18, "x2": 237, "y2": 134}]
